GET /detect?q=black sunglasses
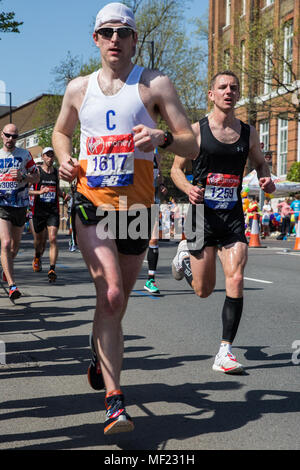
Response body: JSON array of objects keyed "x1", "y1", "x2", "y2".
[
  {"x1": 97, "y1": 27, "x2": 134, "y2": 39},
  {"x1": 3, "y1": 132, "x2": 18, "y2": 139}
]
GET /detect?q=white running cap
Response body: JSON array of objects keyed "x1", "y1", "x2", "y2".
[
  {"x1": 94, "y1": 2, "x2": 137, "y2": 32},
  {"x1": 42, "y1": 147, "x2": 54, "y2": 154}
]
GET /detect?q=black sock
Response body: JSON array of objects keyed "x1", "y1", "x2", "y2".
[
  {"x1": 50, "y1": 265, "x2": 55, "y2": 271},
  {"x1": 222, "y1": 296, "x2": 243, "y2": 343},
  {"x1": 147, "y1": 246, "x2": 159, "y2": 273},
  {"x1": 182, "y1": 257, "x2": 193, "y2": 287}
]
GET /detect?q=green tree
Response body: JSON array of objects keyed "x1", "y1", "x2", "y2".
[
  {"x1": 287, "y1": 162, "x2": 300, "y2": 182},
  {"x1": 229, "y1": 8, "x2": 300, "y2": 124},
  {"x1": 0, "y1": 0, "x2": 23, "y2": 38}
]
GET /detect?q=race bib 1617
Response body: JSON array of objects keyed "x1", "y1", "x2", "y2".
[{"x1": 86, "y1": 134, "x2": 134, "y2": 188}]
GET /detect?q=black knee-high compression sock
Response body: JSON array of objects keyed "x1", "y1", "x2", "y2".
[
  {"x1": 147, "y1": 246, "x2": 159, "y2": 279},
  {"x1": 182, "y1": 257, "x2": 193, "y2": 287},
  {"x1": 222, "y1": 296, "x2": 243, "y2": 343}
]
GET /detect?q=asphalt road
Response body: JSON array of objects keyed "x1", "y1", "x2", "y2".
[{"x1": 0, "y1": 233, "x2": 299, "y2": 451}]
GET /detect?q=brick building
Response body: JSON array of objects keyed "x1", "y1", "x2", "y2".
[
  {"x1": 0, "y1": 94, "x2": 57, "y2": 160},
  {"x1": 208, "y1": 0, "x2": 300, "y2": 176}
]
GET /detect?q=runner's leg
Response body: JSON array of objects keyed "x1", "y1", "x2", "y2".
[
  {"x1": 48, "y1": 226, "x2": 59, "y2": 268},
  {"x1": 212, "y1": 242, "x2": 248, "y2": 373},
  {"x1": 76, "y1": 217, "x2": 145, "y2": 394},
  {"x1": 0, "y1": 219, "x2": 23, "y2": 286},
  {"x1": 189, "y1": 246, "x2": 218, "y2": 298}
]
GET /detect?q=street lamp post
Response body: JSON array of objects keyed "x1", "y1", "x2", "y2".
[
  {"x1": 0, "y1": 91, "x2": 12, "y2": 123},
  {"x1": 138, "y1": 39, "x2": 155, "y2": 69}
]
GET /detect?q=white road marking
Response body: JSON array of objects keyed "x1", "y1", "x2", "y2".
[
  {"x1": 276, "y1": 251, "x2": 300, "y2": 256},
  {"x1": 244, "y1": 277, "x2": 273, "y2": 284}
]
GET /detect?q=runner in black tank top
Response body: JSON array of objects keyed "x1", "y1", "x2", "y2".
[
  {"x1": 29, "y1": 148, "x2": 62, "y2": 282},
  {"x1": 189, "y1": 115, "x2": 249, "y2": 251},
  {"x1": 170, "y1": 71, "x2": 275, "y2": 375}
]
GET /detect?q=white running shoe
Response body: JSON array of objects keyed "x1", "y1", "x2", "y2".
[
  {"x1": 212, "y1": 352, "x2": 244, "y2": 374},
  {"x1": 171, "y1": 240, "x2": 189, "y2": 281}
]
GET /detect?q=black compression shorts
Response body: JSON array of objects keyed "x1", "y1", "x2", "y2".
[
  {"x1": 33, "y1": 210, "x2": 60, "y2": 233},
  {"x1": 0, "y1": 206, "x2": 27, "y2": 227},
  {"x1": 73, "y1": 192, "x2": 151, "y2": 256},
  {"x1": 185, "y1": 203, "x2": 248, "y2": 255}
]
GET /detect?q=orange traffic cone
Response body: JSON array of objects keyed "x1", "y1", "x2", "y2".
[
  {"x1": 293, "y1": 221, "x2": 300, "y2": 251},
  {"x1": 249, "y1": 213, "x2": 262, "y2": 248}
]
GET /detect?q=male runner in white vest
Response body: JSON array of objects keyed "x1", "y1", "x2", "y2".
[{"x1": 52, "y1": 2, "x2": 197, "y2": 435}]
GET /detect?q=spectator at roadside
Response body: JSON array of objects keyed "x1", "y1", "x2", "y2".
[
  {"x1": 261, "y1": 197, "x2": 272, "y2": 238},
  {"x1": 277, "y1": 197, "x2": 291, "y2": 239},
  {"x1": 247, "y1": 196, "x2": 259, "y2": 231},
  {"x1": 290, "y1": 194, "x2": 300, "y2": 235}
]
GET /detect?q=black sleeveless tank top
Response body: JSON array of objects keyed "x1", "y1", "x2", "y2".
[
  {"x1": 34, "y1": 166, "x2": 59, "y2": 211},
  {"x1": 192, "y1": 116, "x2": 250, "y2": 214}
]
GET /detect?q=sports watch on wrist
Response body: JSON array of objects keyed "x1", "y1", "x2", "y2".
[{"x1": 159, "y1": 131, "x2": 174, "y2": 149}]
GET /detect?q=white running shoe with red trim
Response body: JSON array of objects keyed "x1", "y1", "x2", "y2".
[{"x1": 212, "y1": 352, "x2": 243, "y2": 374}]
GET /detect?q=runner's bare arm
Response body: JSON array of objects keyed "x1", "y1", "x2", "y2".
[
  {"x1": 248, "y1": 126, "x2": 276, "y2": 194},
  {"x1": 135, "y1": 72, "x2": 198, "y2": 159},
  {"x1": 171, "y1": 122, "x2": 203, "y2": 204},
  {"x1": 52, "y1": 77, "x2": 86, "y2": 182}
]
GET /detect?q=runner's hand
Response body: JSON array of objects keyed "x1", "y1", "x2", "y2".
[
  {"x1": 40, "y1": 187, "x2": 50, "y2": 194},
  {"x1": 59, "y1": 158, "x2": 79, "y2": 182},
  {"x1": 132, "y1": 125, "x2": 164, "y2": 153},
  {"x1": 10, "y1": 169, "x2": 22, "y2": 181},
  {"x1": 188, "y1": 185, "x2": 204, "y2": 205},
  {"x1": 259, "y1": 177, "x2": 276, "y2": 194}
]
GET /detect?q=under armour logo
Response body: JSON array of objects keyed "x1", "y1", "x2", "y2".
[{"x1": 237, "y1": 146, "x2": 244, "y2": 152}]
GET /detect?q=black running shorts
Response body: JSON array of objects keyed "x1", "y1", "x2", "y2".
[
  {"x1": 0, "y1": 206, "x2": 27, "y2": 227},
  {"x1": 74, "y1": 192, "x2": 151, "y2": 256},
  {"x1": 185, "y1": 203, "x2": 248, "y2": 255},
  {"x1": 33, "y1": 210, "x2": 60, "y2": 233}
]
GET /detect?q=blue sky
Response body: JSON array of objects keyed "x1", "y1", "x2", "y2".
[{"x1": 0, "y1": 0, "x2": 209, "y2": 107}]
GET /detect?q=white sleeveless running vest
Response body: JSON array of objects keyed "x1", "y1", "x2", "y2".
[{"x1": 77, "y1": 65, "x2": 156, "y2": 210}]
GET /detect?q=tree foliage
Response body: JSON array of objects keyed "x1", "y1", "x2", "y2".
[
  {"x1": 287, "y1": 162, "x2": 300, "y2": 183},
  {"x1": 0, "y1": 0, "x2": 23, "y2": 38},
  {"x1": 228, "y1": 8, "x2": 300, "y2": 123}
]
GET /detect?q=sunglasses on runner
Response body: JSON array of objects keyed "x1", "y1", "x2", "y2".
[
  {"x1": 97, "y1": 27, "x2": 134, "y2": 39},
  {"x1": 3, "y1": 132, "x2": 18, "y2": 139}
]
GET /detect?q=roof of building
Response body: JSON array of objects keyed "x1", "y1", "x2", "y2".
[{"x1": 0, "y1": 94, "x2": 58, "y2": 119}]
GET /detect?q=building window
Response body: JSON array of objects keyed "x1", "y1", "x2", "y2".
[
  {"x1": 283, "y1": 21, "x2": 293, "y2": 85},
  {"x1": 241, "y1": 0, "x2": 246, "y2": 16},
  {"x1": 277, "y1": 118, "x2": 288, "y2": 176},
  {"x1": 225, "y1": 0, "x2": 231, "y2": 27},
  {"x1": 264, "y1": 36, "x2": 273, "y2": 95},
  {"x1": 260, "y1": 120, "x2": 270, "y2": 151},
  {"x1": 224, "y1": 49, "x2": 230, "y2": 68},
  {"x1": 25, "y1": 134, "x2": 39, "y2": 149},
  {"x1": 16, "y1": 139, "x2": 25, "y2": 149}
]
